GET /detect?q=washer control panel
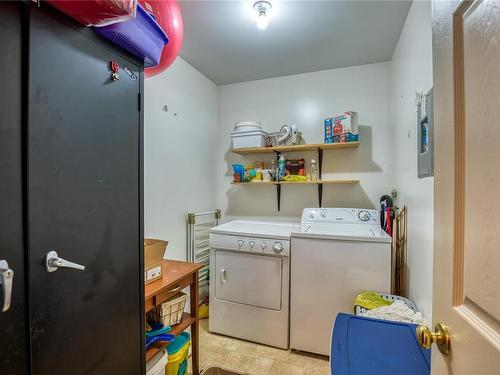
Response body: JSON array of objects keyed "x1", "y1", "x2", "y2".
[
  {"x1": 302, "y1": 208, "x2": 379, "y2": 225},
  {"x1": 209, "y1": 234, "x2": 290, "y2": 256}
]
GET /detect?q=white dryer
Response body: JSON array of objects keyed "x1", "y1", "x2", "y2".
[
  {"x1": 209, "y1": 220, "x2": 300, "y2": 349},
  {"x1": 290, "y1": 208, "x2": 392, "y2": 356}
]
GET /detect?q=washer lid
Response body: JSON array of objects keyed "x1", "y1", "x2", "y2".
[
  {"x1": 292, "y1": 222, "x2": 392, "y2": 243},
  {"x1": 210, "y1": 220, "x2": 300, "y2": 240}
]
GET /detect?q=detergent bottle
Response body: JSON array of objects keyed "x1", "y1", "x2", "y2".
[{"x1": 278, "y1": 153, "x2": 286, "y2": 181}]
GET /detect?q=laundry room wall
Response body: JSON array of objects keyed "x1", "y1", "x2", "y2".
[
  {"x1": 390, "y1": 0, "x2": 434, "y2": 321},
  {"x1": 144, "y1": 57, "x2": 219, "y2": 260},
  {"x1": 216, "y1": 62, "x2": 393, "y2": 221}
]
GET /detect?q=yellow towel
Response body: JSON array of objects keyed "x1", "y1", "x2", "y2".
[
  {"x1": 354, "y1": 291, "x2": 392, "y2": 312},
  {"x1": 283, "y1": 175, "x2": 308, "y2": 181}
]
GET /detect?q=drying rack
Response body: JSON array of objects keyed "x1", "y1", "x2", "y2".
[
  {"x1": 187, "y1": 209, "x2": 221, "y2": 287},
  {"x1": 391, "y1": 206, "x2": 407, "y2": 297}
]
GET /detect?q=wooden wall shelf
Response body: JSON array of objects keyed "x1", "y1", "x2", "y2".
[
  {"x1": 230, "y1": 141, "x2": 361, "y2": 210},
  {"x1": 231, "y1": 141, "x2": 359, "y2": 155},
  {"x1": 232, "y1": 179, "x2": 359, "y2": 185}
]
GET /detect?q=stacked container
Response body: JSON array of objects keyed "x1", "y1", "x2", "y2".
[{"x1": 231, "y1": 121, "x2": 268, "y2": 149}]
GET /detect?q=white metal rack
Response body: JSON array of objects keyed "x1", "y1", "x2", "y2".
[{"x1": 187, "y1": 209, "x2": 221, "y2": 287}]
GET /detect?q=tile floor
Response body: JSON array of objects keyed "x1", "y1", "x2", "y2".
[{"x1": 192, "y1": 318, "x2": 330, "y2": 375}]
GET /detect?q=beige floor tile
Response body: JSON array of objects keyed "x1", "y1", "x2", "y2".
[
  {"x1": 304, "y1": 359, "x2": 331, "y2": 375},
  {"x1": 304, "y1": 353, "x2": 330, "y2": 368},
  {"x1": 202, "y1": 347, "x2": 240, "y2": 372},
  {"x1": 253, "y1": 343, "x2": 282, "y2": 360},
  {"x1": 275, "y1": 350, "x2": 313, "y2": 368},
  {"x1": 199, "y1": 318, "x2": 330, "y2": 375},
  {"x1": 235, "y1": 352, "x2": 274, "y2": 375},
  {"x1": 268, "y1": 359, "x2": 306, "y2": 375}
]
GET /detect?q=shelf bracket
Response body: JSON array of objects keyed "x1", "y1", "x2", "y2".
[
  {"x1": 318, "y1": 147, "x2": 323, "y2": 180},
  {"x1": 318, "y1": 183, "x2": 323, "y2": 207},
  {"x1": 276, "y1": 183, "x2": 281, "y2": 211}
]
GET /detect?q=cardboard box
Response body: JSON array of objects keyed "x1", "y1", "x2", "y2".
[
  {"x1": 144, "y1": 239, "x2": 167, "y2": 285},
  {"x1": 332, "y1": 111, "x2": 358, "y2": 137}
]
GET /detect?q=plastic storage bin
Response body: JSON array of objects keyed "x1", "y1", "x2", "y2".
[
  {"x1": 47, "y1": 0, "x2": 137, "y2": 27},
  {"x1": 332, "y1": 313, "x2": 430, "y2": 375},
  {"x1": 231, "y1": 129, "x2": 268, "y2": 149},
  {"x1": 166, "y1": 332, "x2": 191, "y2": 375},
  {"x1": 93, "y1": 3, "x2": 168, "y2": 67},
  {"x1": 146, "y1": 349, "x2": 168, "y2": 375}
]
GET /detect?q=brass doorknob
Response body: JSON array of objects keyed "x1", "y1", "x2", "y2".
[{"x1": 416, "y1": 322, "x2": 451, "y2": 355}]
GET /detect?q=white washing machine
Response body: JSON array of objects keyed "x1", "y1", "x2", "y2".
[
  {"x1": 209, "y1": 220, "x2": 300, "y2": 349},
  {"x1": 290, "y1": 208, "x2": 392, "y2": 356}
]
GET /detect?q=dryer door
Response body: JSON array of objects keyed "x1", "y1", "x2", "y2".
[{"x1": 215, "y1": 250, "x2": 282, "y2": 310}]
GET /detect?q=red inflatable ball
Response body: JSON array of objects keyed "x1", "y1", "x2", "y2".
[{"x1": 139, "y1": 0, "x2": 183, "y2": 78}]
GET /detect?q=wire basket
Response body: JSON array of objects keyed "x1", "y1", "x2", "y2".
[
  {"x1": 354, "y1": 293, "x2": 418, "y2": 315},
  {"x1": 267, "y1": 125, "x2": 303, "y2": 147},
  {"x1": 147, "y1": 292, "x2": 187, "y2": 326}
]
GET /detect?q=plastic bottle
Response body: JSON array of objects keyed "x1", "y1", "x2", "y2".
[
  {"x1": 271, "y1": 159, "x2": 277, "y2": 181},
  {"x1": 310, "y1": 159, "x2": 318, "y2": 182},
  {"x1": 278, "y1": 154, "x2": 286, "y2": 181}
]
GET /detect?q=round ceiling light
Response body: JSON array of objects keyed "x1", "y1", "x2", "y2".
[{"x1": 253, "y1": 1, "x2": 272, "y2": 30}]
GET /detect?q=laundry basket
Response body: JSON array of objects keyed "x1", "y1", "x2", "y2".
[
  {"x1": 354, "y1": 292, "x2": 418, "y2": 315},
  {"x1": 147, "y1": 292, "x2": 187, "y2": 327},
  {"x1": 267, "y1": 125, "x2": 303, "y2": 147}
]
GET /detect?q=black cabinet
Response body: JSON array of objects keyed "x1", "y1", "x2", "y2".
[
  {"x1": 0, "y1": 3, "x2": 144, "y2": 374},
  {"x1": 0, "y1": 3, "x2": 29, "y2": 374}
]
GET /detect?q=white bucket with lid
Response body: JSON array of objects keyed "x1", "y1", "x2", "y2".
[
  {"x1": 231, "y1": 129, "x2": 268, "y2": 149},
  {"x1": 234, "y1": 120, "x2": 262, "y2": 133}
]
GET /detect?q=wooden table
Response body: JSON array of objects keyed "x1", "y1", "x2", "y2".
[{"x1": 145, "y1": 260, "x2": 203, "y2": 374}]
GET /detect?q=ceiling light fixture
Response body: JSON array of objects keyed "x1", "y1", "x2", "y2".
[{"x1": 253, "y1": 0, "x2": 272, "y2": 30}]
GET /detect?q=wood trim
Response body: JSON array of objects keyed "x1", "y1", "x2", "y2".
[{"x1": 452, "y1": 0, "x2": 473, "y2": 306}]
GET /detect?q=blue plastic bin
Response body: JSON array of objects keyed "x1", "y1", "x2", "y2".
[
  {"x1": 332, "y1": 313, "x2": 430, "y2": 375},
  {"x1": 94, "y1": 3, "x2": 168, "y2": 67}
]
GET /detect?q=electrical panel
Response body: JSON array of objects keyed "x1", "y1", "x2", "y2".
[{"x1": 417, "y1": 88, "x2": 434, "y2": 178}]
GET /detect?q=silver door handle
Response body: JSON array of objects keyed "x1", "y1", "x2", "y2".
[
  {"x1": 45, "y1": 251, "x2": 85, "y2": 273},
  {"x1": 0, "y1": 260, "x2": 14, "y2": 312},
  {"x1": 220, "y1": 269, "x2": 227, "y2": 284}
]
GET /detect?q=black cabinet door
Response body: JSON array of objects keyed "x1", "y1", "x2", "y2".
[
  {"x1": 28, "y1": 7, "x2": 143, "y2": 375},
  {"x1": 0, "y1": 3, "x2": 29, "y2": 374}
]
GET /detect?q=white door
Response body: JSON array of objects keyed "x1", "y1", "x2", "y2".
[
  {"x1": 215, "y1": 250, "x2": 283, "y2": 310},
  {"x1": 431, "y1": 1, "x2": 500, "y2": 373}
]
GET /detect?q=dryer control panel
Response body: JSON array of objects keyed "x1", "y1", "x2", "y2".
[
  {"x1": 301, "y1": 208, "x2": 379, "y2": 225},
  {"x1": 210, "y1": 233, "x2": 290, "y2": 257}
]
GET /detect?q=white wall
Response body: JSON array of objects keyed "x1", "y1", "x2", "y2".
[
  {"x1": 390, "y1": 1, "x2": 434, "y2": 321},
  {"x1": 144, "y1": 57, "x2": 218, "y2": 260},
  {"x1": 216, "y1": 62, "x2": 393, "y2": 221}
]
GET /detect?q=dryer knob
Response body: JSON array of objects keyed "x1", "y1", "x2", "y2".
[
  {"x1": 249, "y1": 240, "x2": 255, "y2": 249},
  {"x1": 309, "y1": 210, "x2": 317, "y2": 219},
  {"x1": 272, "y1": 242, "x2": 283, "y2": 253},
  {"x1": 358, "y1": 210, "x2": 371, "y2": 221},
  {"x1": 261, "y1": 241, "x2": 267, "y2": 250},
  {"x1": 238, "y1": 240, "x2": 245, "y2": 248}
]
